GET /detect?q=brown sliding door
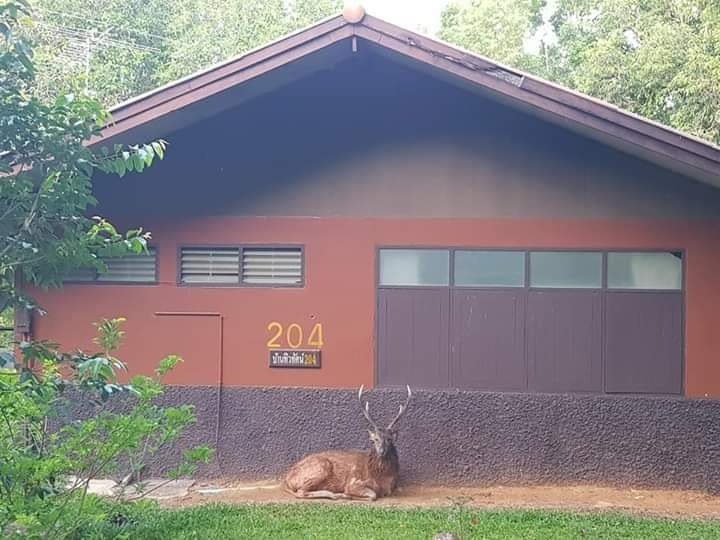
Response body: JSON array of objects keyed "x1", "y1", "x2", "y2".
[
  {"x1": 377, "y1": 249, "x2": 450, "y2": 387},
  {"x1": 603, "y1": 252, "x2": 683, "y2": 394}
]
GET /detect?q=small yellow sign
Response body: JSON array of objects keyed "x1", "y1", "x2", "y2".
[{"x1": 269, "y1": 350, "x2": 321, "y2": 368}]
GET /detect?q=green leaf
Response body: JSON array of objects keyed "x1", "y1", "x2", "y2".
[
  {"x1": 156, "y1": 355, "x2": 182, "y2": 378},
  {"x1": 114, "y1": 159, "x2": 126, "y2": 177},
  {"x1": 131, "y1": 152, "x2": 144, "y2": 172},
  {"x1": 143, "y1": 144, "x2": 155, "y2": 166},
  {"x1": 151, "y1": 141, "x2": 165, "y2": 160}
]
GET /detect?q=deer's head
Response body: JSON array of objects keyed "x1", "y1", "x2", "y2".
[{"x1": 358, "y1": 385, "x2": 412, "y2": 457}]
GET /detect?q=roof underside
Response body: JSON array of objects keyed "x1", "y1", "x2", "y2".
[{"x1": 98, "y1": 13, "x2": 720, "y2": 188}]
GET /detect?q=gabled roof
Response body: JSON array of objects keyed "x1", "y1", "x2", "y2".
[{"x1": 97, "y1": 7, "x2": 720, "y2": 187}]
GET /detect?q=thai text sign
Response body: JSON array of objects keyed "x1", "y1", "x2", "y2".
[{"x1": 269, "y1": 349, "x2": 321, "y2": 368}]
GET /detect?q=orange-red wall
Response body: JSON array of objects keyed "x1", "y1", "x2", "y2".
[{"x1": 31, "y1": 216, "x2": 720, "y2": 398}]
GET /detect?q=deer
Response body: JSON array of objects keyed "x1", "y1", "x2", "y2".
[{"x1": 283, "y1": 385, "x2": 412, "y2": 501}]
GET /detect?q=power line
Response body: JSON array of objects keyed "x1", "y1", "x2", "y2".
[
  {"x1": 36, "y1": 21, "x2": 162, "y2": 54},
  {"x1": 35, "y1": 7, "x2": 169, "y2": 45},
  {"x1": 31, "y1": 15, "x2": 164, "y2": 94}
]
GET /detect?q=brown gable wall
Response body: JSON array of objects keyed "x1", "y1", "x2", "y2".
[{"x1": 96, "y1": 55, "x2": 720, "y2": 222}]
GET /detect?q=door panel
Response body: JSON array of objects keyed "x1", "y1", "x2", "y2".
[
  {"x1": 377, "y1": 289, "x2": 449, "y2": 388},
  {"x1": 605, "y1": 292, "x2": 682, "y2": 394},
  {"x1": 451, "y1": 290, "x2": 526, "y2": 390},
  {"x1": 526, "y1": 291, "x2": 602, "y2": 393}
]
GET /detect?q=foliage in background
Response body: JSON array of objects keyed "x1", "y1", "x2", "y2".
[
  {"x1": 439, "y1": 0, "x2": 547, "y2": 73},
  {"x1": 1, "y1": 1, "x2": 167, "y2": 309},
  {"x1": 440, "y1": 0, "x2": 720, "y2": 145},
  {"x1": 30, "y1": 0, "x2": 341, "y2": 106},
  {"x1": 162, "y1": 0, "x2": 341, "y2": 83},
  {"x1": 0, "y1": 309, "x2": 12, "y2": 351},
  {"x1": 30, "y1": 0, "x2": 169, "y2": 106},
  {"x1": 0, "y1": 317, "x2": 213, "y2": 538}
]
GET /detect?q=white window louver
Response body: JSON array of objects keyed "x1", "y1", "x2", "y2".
[
  {"x1": 97, "y1": 249, "x2": 157, "y2": 282},
  {"x1": 180, "y1": 247, "x2": 240, "y2": 284},
  {"x1": 64, "y1": 249, "x2": 157, "y2": 283},
  {"x1": 242, "y1": 247, "x2": 302, "y2": 285},
  {"x1": 64, "y1": 267, "x2": 97, "y2": 282}
]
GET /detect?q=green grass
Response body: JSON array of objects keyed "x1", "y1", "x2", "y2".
[{"x1": 87, "y1": 503, "x2": 720, "y2": 540}]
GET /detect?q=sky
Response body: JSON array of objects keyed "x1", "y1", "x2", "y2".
[{"x1": 359, "y1": 0, "x2": 449, "y2": 35}]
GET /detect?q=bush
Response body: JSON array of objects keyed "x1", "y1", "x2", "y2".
[{"x1": 0, "y1": 317, "x2": 213, "y2": 538}]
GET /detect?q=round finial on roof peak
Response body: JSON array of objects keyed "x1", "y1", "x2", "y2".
[{"x1": 343, "y1": 3, "x2": 365, "y2": 24}]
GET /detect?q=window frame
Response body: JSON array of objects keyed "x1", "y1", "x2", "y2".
[
  {"x1": 528, "y1": 250, "x2": 604, "y2": 290},
  {"x1": 62, "y1": 246, "x2": 159, "y2": 286},
  {"x1": 177, "y1": 244, "x2": 305, "y2": 288},
  {"x1": 378, "y1": 248, "x2": 451, "y2": 288},
  {"x1": 605, "y1": 250, "x2": 684, "y2": 292},
  {"x1": 453, "y1": 249, "x2": 527, "y2": 289}
]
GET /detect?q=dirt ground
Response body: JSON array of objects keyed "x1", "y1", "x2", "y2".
[{"x1": 162, "y1": 479, "x2": 720, "y2": 520}]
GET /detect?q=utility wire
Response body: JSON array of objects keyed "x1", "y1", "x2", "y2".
[
  {"x1": 35, "y1": 7, "x2": 169, "y2": 45},
  {"x1": 36, "y1": 21, "x2": 162, "y2": 53}
]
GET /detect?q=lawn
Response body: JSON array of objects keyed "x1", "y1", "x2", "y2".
[{"x1": 89, "y1": 503, "x2": 720, "y2": 539}]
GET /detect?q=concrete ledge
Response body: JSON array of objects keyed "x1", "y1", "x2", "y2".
[{"x1": 80, "y1": 386, "x2": 720, "y2": 493}]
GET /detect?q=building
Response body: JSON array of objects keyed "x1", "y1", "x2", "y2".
[{"x1": 28, "y1": 9, "x2": 720, "y2": 490}]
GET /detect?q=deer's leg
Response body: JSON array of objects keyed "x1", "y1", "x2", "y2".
[
  {"x1": 293, "y1": 489, "x2": 349, "y2": 500},
  {"x1": 344, "y1": 483, "x2": 378, "y2": 502}
]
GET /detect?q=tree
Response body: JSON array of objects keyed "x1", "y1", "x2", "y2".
[
  {"x1": 439, "y1": 0, "x2": 547, "y2": 73},
  {"x1": 1, "y1": 0, "x2": 166, "y2": 310},
  {"x1": 548, "y1": 0, "x2": 720, "y2": 144},
  {"x1": 2, "y1": 10, "x2": 211, "y2": 536},
  {"x1": 30, "y1": 0, "x2": 341, "y2": 106},
  {"x1": 160, "y1": 0, "x2": 341, "y2": 83},
  {"x1": 30, "y1": 0, "x2": 170, "y2": 106},
  {"x1": 439, "y1": 0, "x2": 720, "y2": 145}
]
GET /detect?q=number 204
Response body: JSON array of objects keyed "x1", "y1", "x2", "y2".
[{"x1": 267, "y1": 322, "x2": 324, "y2": 349}]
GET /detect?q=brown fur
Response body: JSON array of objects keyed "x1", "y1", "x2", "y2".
[
  {"x1": 283, "y1": 386, "x2": 410, "y2": 501},
  {"x1": 283, "y1": 442, "x2": 399, "y2": 501}
]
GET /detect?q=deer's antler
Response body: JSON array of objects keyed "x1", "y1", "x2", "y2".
[
  {"x1": 386, "y1": 385, "x2": 412, "y2": 431},
  {"x1": 358, "y1": 385, "x2": 379, "y2": 431}
]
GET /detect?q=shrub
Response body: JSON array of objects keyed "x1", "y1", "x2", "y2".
[{"x1": 0, "y1": 317, "x2": 213, "y2": 538}]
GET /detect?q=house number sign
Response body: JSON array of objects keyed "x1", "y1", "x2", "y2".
[{"x1": 267, "y1": 322, "x2": 323, "y2": 368}]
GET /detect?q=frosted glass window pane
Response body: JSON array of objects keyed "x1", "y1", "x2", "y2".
[
  {"x1": 530, "y1": 252, "x2": 602, "y2": 288},
  {"x1": 379, "y1": 249, "x2": 449, "y2": 286},
  {"x1": 455, "y1": 251, "x2": 525, "y2": 287},
  {"x1": 608, "y1": 252, "x2": 682, "y2": 290}
]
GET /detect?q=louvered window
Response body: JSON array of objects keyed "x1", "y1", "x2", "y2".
[
  {"x1": 64, "y1": 267, "x2": 98, "y2": 282},
  {"x1": 98, "y1": 250, "x2": 157, "y2": 282},
  {"x1": 242, "y1": 248, "x2": 302, "y2": 285},
  {"x1": 64, "y1": 249, "x2": 157, "y2": 283},
  {"x1": 179, "y1": 246, "x2": 303, "y2": 286},
  {"x1": 180, "y1": 247, "x2": 240, "y2": 284}
]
